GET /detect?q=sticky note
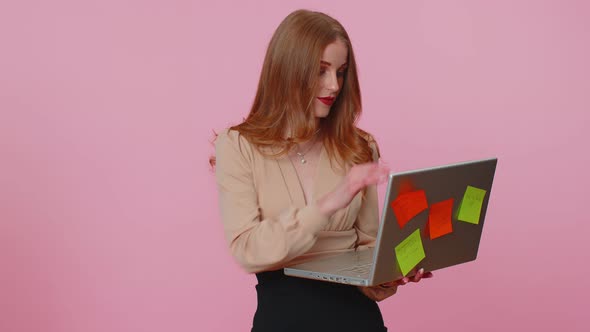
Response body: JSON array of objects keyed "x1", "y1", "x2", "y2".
[
  {"x1": 395, "y1": 229, "x2": 426, "y2": 276},
  {"x1": 390, "y1": 190, "x2": 428, "y2": 228},
  {"x1": 457, "y1": 185, "x2": 487, "y2": 224},
  {"x1": 427, "y1": 198, "x2": 454, "y2": 239}
]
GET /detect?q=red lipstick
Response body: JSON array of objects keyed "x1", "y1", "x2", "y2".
[{"x1": 317, "y1": 96, "x2": 335, "y2": 106}]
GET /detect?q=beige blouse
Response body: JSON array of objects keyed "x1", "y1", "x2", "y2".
[{"x1": 215, "y1": 129, "x2": 380, "y2": 273}]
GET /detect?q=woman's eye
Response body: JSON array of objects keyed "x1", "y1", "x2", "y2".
[
  {"x1": 337, "y1": 71, "x2": 345, "y2": 77},
  {"x1": 320, "y1": 69, "x2": 326, "y2": 75}
]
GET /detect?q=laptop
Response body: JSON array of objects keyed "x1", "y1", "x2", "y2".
[{"x1": 284, "y1": 158, "x2": 498, "y2": 286}]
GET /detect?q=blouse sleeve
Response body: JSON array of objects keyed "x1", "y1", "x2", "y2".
[
  {"x1": 353, "y1": 138, "x2": 381, "y2": 249},
  {"x1": 215, "y1": 130, "x2": 331, "y2": 273}
]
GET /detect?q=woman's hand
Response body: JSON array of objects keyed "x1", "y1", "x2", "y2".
[
  {"x1": 358, "y1": 283, "x2": 398, "y2": 302},
  {"x1": 359, "y1": 268, "x2": 434, "y2": 302},
  {"x1": 317, "y1": 162, "x2": 390, "y2": 216}
]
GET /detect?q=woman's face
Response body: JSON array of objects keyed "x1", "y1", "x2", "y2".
[{"x1": 313, "y1": 39, "x2": 348, "y2": 118}]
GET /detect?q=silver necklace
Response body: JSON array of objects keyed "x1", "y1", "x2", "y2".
[
  {"x1": 295, "y1": 143, "x2": 315, "y2": 164},
  {"x1": 295, "y1": 130, "x2": 320, "y2": 164}
]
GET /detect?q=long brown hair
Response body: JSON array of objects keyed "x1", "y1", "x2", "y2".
[{"x1": 214, "y1": 10, "x2": 375, "y2": 168}]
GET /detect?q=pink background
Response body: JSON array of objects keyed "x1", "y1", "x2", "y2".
[{"x1": 1, "y1": 0, "x2": 588, "y2": 331}]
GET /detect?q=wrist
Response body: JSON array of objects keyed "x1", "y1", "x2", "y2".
[{"x1": 317, "y1": 194, "x2": 338, "y2": 217}]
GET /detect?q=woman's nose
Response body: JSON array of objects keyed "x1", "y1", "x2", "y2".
[{"x1": 327, "y1": 72, "x2": 339, "y2": 92}]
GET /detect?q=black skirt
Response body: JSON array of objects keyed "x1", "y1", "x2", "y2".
[{"x1": 252, "y1": 270, "x2": 388, "y2": 332}]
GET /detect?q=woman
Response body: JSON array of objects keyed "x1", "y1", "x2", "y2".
[{"x1": 214, "y1": 9, "x2": 432, "y2": 332}]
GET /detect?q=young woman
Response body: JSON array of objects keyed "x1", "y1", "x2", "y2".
[{"x1": 214, "y1": 9, "x2": 432, "y2": 332}]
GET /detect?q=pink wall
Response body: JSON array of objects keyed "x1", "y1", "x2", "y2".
[{"x1": 1, "y1": 0, "x2": 588, "y2": 331}]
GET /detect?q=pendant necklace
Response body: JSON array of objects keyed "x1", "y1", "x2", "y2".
[
  {"x1": 295, "y1": 130, "x2": 320, "y2": 164},
  {"x1": 296, "y1": 143, "x2": 315, "y2": 164}
]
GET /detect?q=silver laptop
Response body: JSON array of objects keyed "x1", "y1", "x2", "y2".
[{"x1": 284, "y1": 158, "x2": 497, "y2": 286}]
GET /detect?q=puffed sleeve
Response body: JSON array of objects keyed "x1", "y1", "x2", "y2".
[
  {"x1": 215, "y1": 130, "x2": 331, "y2": 273},
  {"x1": 354, "y1": 137, "x2": 381, "y2": 249}
]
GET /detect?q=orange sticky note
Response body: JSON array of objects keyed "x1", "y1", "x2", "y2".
[
  {"x1": 390, "y1": 190, "x2": 428, "y2": 228},
  {"x1": 427, "y1": 198, "x2": 454, "y2": 240}
]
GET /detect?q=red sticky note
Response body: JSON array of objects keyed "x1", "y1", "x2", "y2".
[
  {"x1": 390, "y1": 190, "x2": 428, "y2": 228},
  {"x1": 427, "y1": 198, "x2": 454, "y2": 240}
]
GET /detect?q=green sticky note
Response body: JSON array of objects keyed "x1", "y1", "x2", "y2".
[
  {"x1": 395, "y1": 229, "x2": 426, "y2": 276},
  {"x1": 457, "y1": 185, "x2": 487, "y2": 224}
]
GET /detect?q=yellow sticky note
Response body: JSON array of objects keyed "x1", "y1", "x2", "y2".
[
  {"x1": 457, "y1": 185, "x2": 487, "y2": 224},
  {"x1": 395, "y1": 229, "x2": 426, "y2": 276}
]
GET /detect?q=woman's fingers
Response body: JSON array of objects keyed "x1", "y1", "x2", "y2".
[
  {"x1": 409, "y1": 269, "x2": 434, "y2": 282},
  {"x1": 397, "y1": 277, "x2": 409, "y2": 286},
  {"x1": 347, "y1": 163, "x2": 389, "y2": 192},
  {"x1": 412, "y1": 268, "x2": 424, "y2": 282},
  {"x1": 388, "y1": 269, "x2": 433, "y2": 287},
  {"x1": 360, "y1": 163, "x2": 390, "y2": 187},
  {"x1": 319, "y1": 162, "x2": 391, "y2": 219}
]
